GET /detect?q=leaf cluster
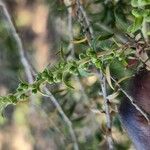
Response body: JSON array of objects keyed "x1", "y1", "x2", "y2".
[
  {"x1": 128, "y1": 0, "x2": 150, "y2": 33},
  {"x1": 0, "y1": 43, "x2": 134, "y2": 114}
]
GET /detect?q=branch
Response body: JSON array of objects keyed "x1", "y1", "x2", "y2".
[
  {"x1": 30, "y1": 68, "x2": 80, "y2": 150},
  {"x1": 40, "y1": 88, "x2": 79, "y2": 150},
  {"x1": 64, "y1": 0, "x2": 75, "y2": 57},
  {"x1": 75, "y1": 0, "x2": 94, "y2": 46},
  {"x1": 99, "y1": 74, "x2": 114, "y2": 150},
  {"x1": 75, "y1": 1, "x2": 114, "y2": 149},
  {"x1": 111, "y1": 77, "x2": 150, "y2": 124},
  {"x1": 64, "y1": 0, "x2": 89, "y2": 103},
  {"x1": 0, "y1": 0, "x2": 33, "y2": 84},
  {"x1": 0, "y1": 0, "x2": 35, "y2": 108},
  {"x1": 0, "y1": 1, "x2": 79, "y2": 148}
]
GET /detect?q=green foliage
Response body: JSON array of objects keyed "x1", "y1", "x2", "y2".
[
  {"x1": 0, "y1": 44, "x2": 135, "y2": 114},
  {"x1": 0, "y1": 0, "x2": 150, "y2": 148},
  {"x1": 0, "y1": 95, "x2": 17, "y2": 114},
  {"x1": 128, "y1": 0, "x2": 150, "y2": 33},
  {"x1": 131, "y1": 0, "x2": 150, "y2": 7},
  {"x1": 1, "y1": 0, "x2": 149, "y2": 115},
  {"x1": 128, "y1": 16, "x2": 143, "y2": 33}
]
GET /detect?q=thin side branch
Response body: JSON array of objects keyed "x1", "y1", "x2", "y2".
[
  {"x1": 64, "y1": 0, "x2": 75, "y2": 57},
  {"x1": 75, "y1": 0, "x2": 94, "y2": 45},
  {"x1": 75, "y1": 1, "x2": 114, "y2": 149},
  {"x1": 111, "y1": 77, "x2": 150, "y2": 124},
  {"x1": 41, "y1": 88, "x2": 79, "y2": 150},
  {"x1": 64, "y1": 0, "x2": 89, "y2": 103},
  {"x1": 99, "y1": 74, "x2": 114, "y2": 150}
]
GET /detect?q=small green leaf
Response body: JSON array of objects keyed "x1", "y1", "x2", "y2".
[
  {"x1": 56, "y1": 46, "x2": 65, "y2": 60},
  {"x1": 58, "y1": 62, "x2": 66, "y2": 69},
  {"x1": 63, "y1": 72, "x2": 74, "y2": 89},
  {"x1": 138, "y1": 0, "x2": 150, "y2": 6},
  {"x1": 128, "y1": 17, "x2": 143, "y2": 33},
  {"x1": 106, "y1": 91, "x2": 119, "y2": 100},
  {"x1": 9, "y1": 95, "x2": 17, "y2": 103},
  {"x1": 19, "y1": 94, "x2": 28, "y2": 99},
  {"x1": 98, "y1": 41, "x2": 113, "y2": 50},
  {"x1": 147, "y1": 31, "x2": 150, "y2": 35},
  {"x1": 42, "y1": 69, "x2": 49, "y2": 79},
  {"x1": 79, "y1": 53, "x2": 86, "y2": 59},
  {"x1": 95, "y1": 59, "x2": 102, "y2": 69},
  {"x1": 32, "y1": 88, "x2": 38, "y2": 94},
  {"x1": 115, "y1": 12, "x2": 128, "y2": 31},
  {"x1": 56, "y1": 72, "x2": 63, "y2": 81},
  {"x1": 69, "y1": 66, "x2": 78, "y2": 75},
  {"x1": 36, "y1": 73, "x2": 43, "y2": 81},
  {"x1": 19, "y1": 82, "x2": 29, "y2": 89},
  {"x1": 143, "y1": 9, "x2": 150, "y2": 22},
  {"x1": 60, "y1": 46, "x2": 65, "y2": 60},
  {"x1": 0, "y1": 96, "x2": 16, "y2": 116},
  {"x1": 64, "y1": 81, "x2": 74, "y2": 89},
  {"x1": 131, "y1": 0, "x2": 139, "y2": 7},
  {"x1": 116, "y1": 76, "x2": 132, "y2": 84},
  {"x1": 72, "y1": 116, "x2": 85, "y2": 123},
  {"x1": 132, "y1": 9, "x2": 143, "y2": 18},
  {"x1": 86, "y1": 49, "x2": 97, "y2": 57},
  {"x1": 131, "y1": 0, "x2": 150, "y2": 7},
  {"x1": 31, "y1": 83, "x2": 40, "y2": 93},
  {"x1": 97, "y1": 33, "x2": 114, "y2": 41},
  {"x1": 72, "y1": 37, "x2": 87, "y2": 44},
  {"x1": 16, "y1": 87, "x2": 23, "y2": 92},
  {"x1": 105, "y1": 65, "x2": 114, "y2": 90}
]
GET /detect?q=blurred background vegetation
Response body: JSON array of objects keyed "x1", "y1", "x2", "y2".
[{"x1": 0, "y1": 0, "x2": 137, "y2": 149}]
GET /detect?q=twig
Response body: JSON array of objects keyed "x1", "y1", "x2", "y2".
[
  {"x1": 99, "y1": 74, "x2": 114, "y2": 150},
  {"x1": 24, "y1": 62, "x2": 79, "y2": 150},
  {"x1": 111, "y1": 77, "x2": 150, "y2": 124},
  {"x1": 40, "y1": 88, "x2": 79, "y2": 150},
  {"x1": 75, "y1": 0, "x2": 93, "y2": 46},
  {"x1": 32, "y1": 104, "x2": 66, "y2": 139},
  {"x1": 35, "y1": 105, "x2": 63, "y2": 134},
  {"x1": 64, "y1": 0, "x2": 89, "y2": 103},
  {"x1": 0, "y1": 0, "x2": 35, "y2": 108},
  {"x1": 75, "y1": 1, "x2": 114, "y2": 149},
  {"x1": 64, "y1": 0, "x2": 75, "y2": 57},
  {"x1": 136, "y1": 42, "x2": 150, "y2": 70},
  {"x1": 28, "y1": 67, "x2": 79, "y2": 150},
  {"x1": 0, "y1": 1, "x2": 33, "y2": 84}
]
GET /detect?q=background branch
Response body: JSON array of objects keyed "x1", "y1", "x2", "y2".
[
  {"x1": 0, "y1": 1, "x2": 79, "y2": 149},
  {"x1": 75, "y1": 1, "x2": 114, "y2": 149}
]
